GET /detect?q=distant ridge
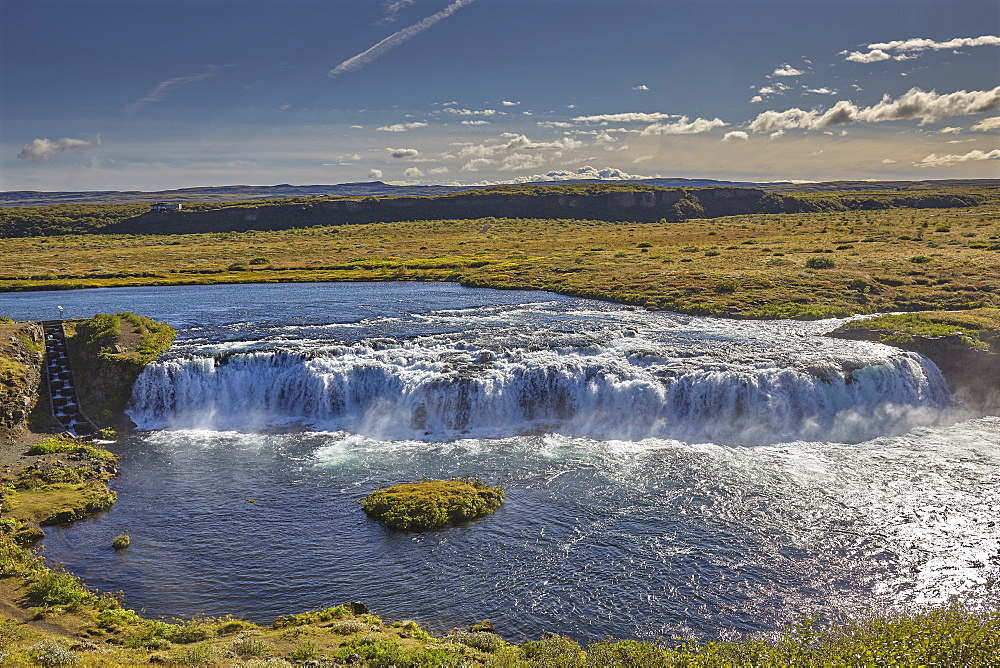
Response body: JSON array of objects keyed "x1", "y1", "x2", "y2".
[{"x1": 2, "y1": 178, "x2": 997, "y2": 208}]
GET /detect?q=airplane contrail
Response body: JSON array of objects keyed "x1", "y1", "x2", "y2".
[{"x1": 328, "y1": 0, "x2": 476, "y2": 78}]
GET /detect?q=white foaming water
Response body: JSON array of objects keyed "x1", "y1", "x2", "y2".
[{"x1": 128, "y1": 307, "x2": 952, "y2": 445}]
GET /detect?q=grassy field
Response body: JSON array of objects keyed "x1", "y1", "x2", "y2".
[{"x1": 2, "y1": 203, "x2": 998, "y2": 319}]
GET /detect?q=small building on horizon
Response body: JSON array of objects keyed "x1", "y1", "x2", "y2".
[{"x1": 150, "y1": 202, "x2": 183, "y2": 212}]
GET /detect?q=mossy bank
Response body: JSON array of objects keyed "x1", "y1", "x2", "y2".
[{"x1": 62, "y1": 312, "x2": 175, "y2": 430}]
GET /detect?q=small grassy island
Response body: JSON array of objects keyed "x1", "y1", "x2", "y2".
[{"x1": 361, "y1": 479, "x2": 505, "y2": 531}]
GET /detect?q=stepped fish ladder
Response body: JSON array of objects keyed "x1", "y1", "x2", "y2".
[{"x1": 127, "y1": 309, "x2": 953, "y2": 445}]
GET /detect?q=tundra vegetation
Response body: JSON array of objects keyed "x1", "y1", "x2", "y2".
[
  {"x1": 0, "y1": 187, "x2": 998, "y2": 320},
  {"x1": 361, "y1": 478, "x2": 505, "y2": 531}
]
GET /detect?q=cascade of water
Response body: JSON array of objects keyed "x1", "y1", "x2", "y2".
[{"x1": 128, "y1": 332, "x2": 952, "y2": 445}]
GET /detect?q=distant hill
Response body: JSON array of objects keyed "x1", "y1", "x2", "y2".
[{"x1": 5, "y1": 178, "x2": 994, "y2": 208}]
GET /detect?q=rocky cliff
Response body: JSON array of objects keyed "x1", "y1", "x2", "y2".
[{"x1": 0, "y1": 321, "x2": 43, "y2": 442}]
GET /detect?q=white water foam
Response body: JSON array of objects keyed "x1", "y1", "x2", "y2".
[{"x1": 128, "y1": 316, "x2": 954, "y2": 445}]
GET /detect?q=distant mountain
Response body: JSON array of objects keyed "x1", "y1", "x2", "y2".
[{"x1": 2, "y1": 178, "x2": 996, "y2": 208}]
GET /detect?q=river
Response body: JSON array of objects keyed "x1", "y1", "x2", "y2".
[{"x1": 2, "y1": 282, "x2": 997, "y2": 641}]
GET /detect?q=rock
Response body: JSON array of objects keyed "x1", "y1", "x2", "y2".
[{"x1": 347, "y1": 601, "x2": 368, "y2": 615}]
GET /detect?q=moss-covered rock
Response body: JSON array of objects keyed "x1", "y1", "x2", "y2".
[{"x1": 361, "y1": 478, "x2": 504, "y2": 531}]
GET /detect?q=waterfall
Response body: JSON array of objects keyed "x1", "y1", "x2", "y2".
[{"x1": 128, "y1": 336, "x2": 952, "y2": 445}]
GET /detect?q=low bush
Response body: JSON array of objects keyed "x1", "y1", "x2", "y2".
[{"x1": 805, "y1": 256, "x2": 835, "y2": 269}]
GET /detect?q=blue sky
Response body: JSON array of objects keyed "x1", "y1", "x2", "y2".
[{"x1": 2, "y1": 0, "x2": 998, "y2": 191}]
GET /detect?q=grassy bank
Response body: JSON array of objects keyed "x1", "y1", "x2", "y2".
[
  {"x1": 837, "y1": 307, "x2": 1000, "y2": 350},
  {"x1": 2, "y1": 201, "x2": 999, "y2": 318},
  {"x1": 62, "y1": 313, "x2": 176, "y2": 429}
]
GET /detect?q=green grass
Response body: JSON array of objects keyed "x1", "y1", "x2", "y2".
[
  {"x1": 361, "y1": 478, "x2": 505, "y2": 531},
  {"x1": 841, "y1": 308, "x2": 1000, "y2": 351}
]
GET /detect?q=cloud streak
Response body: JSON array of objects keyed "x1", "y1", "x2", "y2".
[
  {"x1": 124, "y1": 66, "x2": 225, "y2": 114},
  {"x1": 329, "y1": 0, "x2": 476, "y2": 78}
]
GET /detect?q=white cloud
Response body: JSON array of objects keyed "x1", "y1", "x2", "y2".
[
  {"x1": 428, "y1": 166, "x2": 450, "y2": 174},
  {"x1": 368, "y1": 169, "x2": 384, "y2": 179},
  {"x1": 750, "y1": 95, "x2": 764, "y2": 103},
  {"x1": 972, "y1": 116, "x2": 1000, "y2": 131},
  {"x1": 632, "y1": 84, "x2": 651, "y2": 91},
  {"x1": 461, "y1": 120, "x2": 491, "y2": 125},
  {"x1": 641, "y1": 116, "x2": 727, "y2": 135},
  {"x1": 376, "y1": 121, "x2": 428, "y2": 132},
  {"x1": 845, "y1": 49, "x2": 891, "y2": 63},
  {"x1": 806, "y1": 87, "x2": 837, "y2": 95},
  {"x1": 18, "y1": 137, "x2": 94, "y2": 162},
  {"x1": 350, "y1": 125, "x2": 365, "y2": 129},
  {"x1": 457, "y1": 134, "x2": 584, "y2": 159},
  {"x1": 461, "y1": 158, "x2": 497, "y2": 172},
  {"x1": 403, "y1": 167, "x2": 424, "y2": 178},
  {"x1": 443, "y1": 107, "x2": 497, "y2": 116},
  {"x1": 475, "y1": 165, "x2": 655, "y2": 185},
  {"x1": 749, "y1": 86, "x2": 1000, "y2": 134},
  {"x1": 882, "y1": 159, "x2": 898, "y2": 164},
  {"x1": 124, "y1": 65, "x2": 225, "y2": 114},
  {"x1": 917, "y1": 148, "x2": 1000, "y2": 166},
  {"x1": 572, "y1": 112, "x2": 674, "y2": 123},
  {"x1": 387, "y1": 147, "x2": 420, "y2": 159},
  {"x1": 771, "y1": 64, "x2": 804, "y2": 77},
  {"x1": 722, "y1": 131, "x2": 749, "y2": 142},
  {"x1": 536, "y1": 121, "x2": 575, "y2": 128},
  {"x1": 329, "y1": 0, "x2": 476, "y2": 77},
  {"x1": 939, "y1": 126, "x2": 962, "y2": 134},
  {"x1": 845, "y1": 35, "x2": 1000, "y2": 63},
  {"x1": 501, "y1": 100, "x2": 520, "y2": 106},
  {"x1": 498, "y1": 153, "x2": 548, "y2": 171},
  {"x1": 860, "y1": 87, "x2": 1000, "y2": 124}
]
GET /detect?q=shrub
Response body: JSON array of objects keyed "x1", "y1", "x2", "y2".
[
  {"x1": 28, "y1": 641, "x2": 79, "y2": 667},
  {"x1": 714, "y1": 278, "x2": 739, "y2": 294},
  {"x1": 112, "y1": 531, "x2": 130, "y2": 550},
  {"x1": 361, "y1": 478, "x2": 504, "y2": 531},
  {"x1": 910, "y1": 255, "x2": 934, "y2": 264},
  {"x1": 227, "y1": 263, "x2": 249, "y2": 271},
  {"x1": 805, "y1": 256, "x2": 835, "y2": 269},
  {"x1": 248, "y1": 256, "x2": 270, "y2": 265},
  {"x1": 229, "y1": 632, "x2": 274, "y2": 657}
]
